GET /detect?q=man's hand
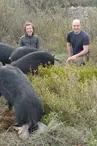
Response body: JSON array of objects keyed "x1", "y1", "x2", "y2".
[{"x1": 67, "y1": 55, "x2": 77, "y2": 63}]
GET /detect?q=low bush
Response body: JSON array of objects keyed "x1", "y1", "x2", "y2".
[{"x1": 28, "y1": 64, "x2": 97, "y2": 130}]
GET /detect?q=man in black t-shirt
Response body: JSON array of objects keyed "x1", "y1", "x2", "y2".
[{"x1": 66, "y1": 19, "x2": 90, "y2": 65}]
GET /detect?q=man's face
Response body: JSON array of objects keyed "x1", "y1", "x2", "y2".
[
  {"x1": 72, "y1": 20, "x2": 81, "y2": 34},
  {"x1": 25, "y1": 25, "x2": 33, "y2": 36}
]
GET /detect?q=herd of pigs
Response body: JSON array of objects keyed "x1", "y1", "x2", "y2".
[
  {"x1": 0, "y1": 42, "x2": 59, "y2": 140},
  {"x1": 0, "y1": 43, "x2": 56, "y2": 74}
]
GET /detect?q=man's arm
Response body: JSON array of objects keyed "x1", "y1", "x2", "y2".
[
  {"x1": 67, "y1": 45, "x2": 89, "y2": 62},
  {"x1": 75, "y1": 45, "x2": 89, "y2": 57},
  {"x1": 67, "y1": 42, "x2": 72, "y2": 57}
]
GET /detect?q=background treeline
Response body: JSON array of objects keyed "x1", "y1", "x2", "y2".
[{"x1": 10, "y1": 0, "x2": 97, "y2": 8}]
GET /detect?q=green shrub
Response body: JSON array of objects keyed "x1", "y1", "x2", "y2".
[{"x1": 28, "y1": 64, "x2": 97, "y2": 129}]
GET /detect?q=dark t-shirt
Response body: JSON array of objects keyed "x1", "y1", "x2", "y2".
[
  {"x1": 19, "y1": 35, "x2": 40, "y2": 49},
  {"x1": 67, "y1": 30, "x2": 90, "y2": 55}
]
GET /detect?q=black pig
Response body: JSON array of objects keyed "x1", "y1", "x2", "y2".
[
  {"x1": 9, "y1": 46, "x2": 39, "y2": 62},
  {"x1": 0, "y1": 65, "x2": 42, "y2": 135},
  {"x1": 11, "y1": 51, "x2": 54, "y2": 74},
  {"x1": 0, "y1": 43, "x2": 15, "y2": 65}
]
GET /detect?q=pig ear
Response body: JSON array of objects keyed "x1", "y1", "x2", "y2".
[
  {"x1": 54, "y1": 56, "x2": 62, "y2": 63},
  {"x1": 9, "y1": 57, "x2": 13, "y2": 62}
]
